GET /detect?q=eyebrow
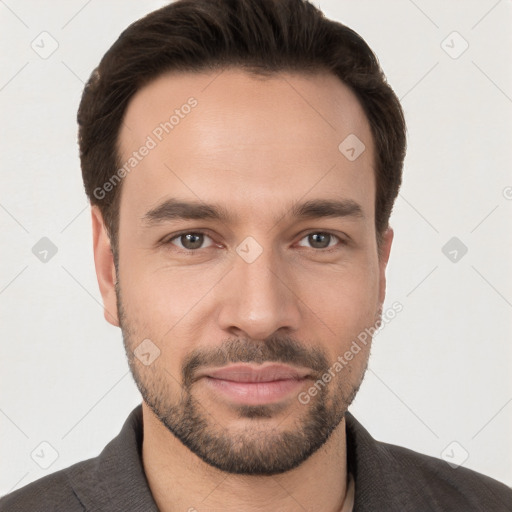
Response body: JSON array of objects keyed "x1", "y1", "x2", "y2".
[{"x1": 141, "y1": 197, "x2": 364, "y2": 227}]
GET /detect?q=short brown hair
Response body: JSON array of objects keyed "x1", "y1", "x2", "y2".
[{"x1": 78, "y1": 0, "x2": 406, "y2": 256}]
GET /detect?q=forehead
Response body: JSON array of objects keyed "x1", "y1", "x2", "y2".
[{"x1": 117, "y1": 69, "x2": 375, "y2": 229}]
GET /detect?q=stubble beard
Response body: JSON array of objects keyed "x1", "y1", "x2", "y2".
[{"x1": 115, "y1": 280, "x2": 372, "y2": 476}]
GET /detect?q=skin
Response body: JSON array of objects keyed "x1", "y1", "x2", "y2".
[{"x1": 92, "y1": 69, "x2": 393, "y2": 512}]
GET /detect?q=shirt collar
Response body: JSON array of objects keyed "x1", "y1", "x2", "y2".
[
  {"x1": 65, "y1": 404, "x2": 402, "y2": 511},
  {"x1": 66, "y1": 404, "x2": 159, "y2": 511},
  {"x1": 345, "y1": 411, "x2": 413, "y2": 511}
]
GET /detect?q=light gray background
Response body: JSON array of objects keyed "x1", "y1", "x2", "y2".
[{"x1": 1, "y1": 0, "x2": 511, "y2": 495}]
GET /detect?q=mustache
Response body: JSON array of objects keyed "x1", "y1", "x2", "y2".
[{"x1": 182, "y1": 336, "x2": 329, "y2": 388}]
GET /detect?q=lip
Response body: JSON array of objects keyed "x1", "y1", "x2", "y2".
[
  {"x1": 198, "y1": 363, "x2": 312, "y2": 382},
  {"x1": 198, "y1": 364, "x2": 313, "y2": 405}
]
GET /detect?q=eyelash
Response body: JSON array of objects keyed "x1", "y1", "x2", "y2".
[{"x1": 163, "y1": 230, "x2": 347, "y2": 254}]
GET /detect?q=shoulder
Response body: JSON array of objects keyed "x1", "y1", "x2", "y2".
[
  {"x1": 0, "y1": 458, "x2": 95, "y2": 512},
  {"x1": 0, "y1": 405, "x2": 154, "y2": 512},
  {"x1": 345, "y1": 412, "x2": 512, "y2": 510},
  {"x1": 383, "y1": 440, "x2": 512, "y2": 509}
]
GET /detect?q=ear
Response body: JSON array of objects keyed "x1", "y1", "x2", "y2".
[
  {"x1": 377, "y1": 227, "x2": 394, "y2": 307},
  {"x1": 91, "y1": 205, "x2": 120, "y2": 327}
]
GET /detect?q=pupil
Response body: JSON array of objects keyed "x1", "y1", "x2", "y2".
[
  {"x1": 310, "y1": 233, "x2": 329, "y2": 248},
  {"x1": 183, "y1": 233, "x2": 203, "y2": 249}
]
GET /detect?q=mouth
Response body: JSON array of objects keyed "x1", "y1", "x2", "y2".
[{"x1": 198, "y1": 363, "x2": 313, "y2": 405}]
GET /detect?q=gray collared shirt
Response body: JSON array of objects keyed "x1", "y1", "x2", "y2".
[{"x1": 1, "y1": 404, "x2": 511, "y2": 511}]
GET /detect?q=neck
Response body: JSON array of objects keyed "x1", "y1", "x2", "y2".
[{"x1": 141, "y1": 402, "x2": 349, "y2": 512}]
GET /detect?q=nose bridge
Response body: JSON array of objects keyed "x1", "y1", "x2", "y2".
[{"x1": 217, "y1": 237, "x2": 300, "y2": 339}]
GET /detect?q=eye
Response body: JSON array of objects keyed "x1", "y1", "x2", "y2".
[
  {"x1": 167, "y1": 231, "x2": 215, "y2": 251},
  {"x1": 296, "y1": 232, "x2": 342, "y2": 250},
  {"x1": 163, "y1": 230, "x2": 345, "y2": 254}
]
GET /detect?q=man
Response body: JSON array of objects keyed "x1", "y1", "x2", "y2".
[{"x1": 1, "y1": 0, "x2": 510, "y2": 510}]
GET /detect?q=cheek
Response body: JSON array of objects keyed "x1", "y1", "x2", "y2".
[
  {"x1": 118, "y1": 254, "x2": 224, "y2": 366},
  {"x1": 300, "y1": 258, "x2": 379, "y2": 319},
  {"x1": 297, "y1": 260, "x2": 380, "y2": 361},
  {"x1": 120, "y1": 247, "x2": 209, "y2": 318}
]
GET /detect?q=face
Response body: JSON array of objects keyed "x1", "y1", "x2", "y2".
[{"x1": 93, "y1": 69, "x2": 393, "y2": 475}]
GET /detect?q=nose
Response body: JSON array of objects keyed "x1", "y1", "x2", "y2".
[{"x1": 216, "y1": 243, "x2": 301, "y2": 341}]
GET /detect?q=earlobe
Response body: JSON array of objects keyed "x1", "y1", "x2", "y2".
[
  {"x1": 380, "y1": 227, "x2": 394, "y2": 266},
  {"x1": 91, "y1": 206, "x2": 120, "y2": 327},
  {"x1": 378, "y1": 227, "x2": 394, "y2": 307}
]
